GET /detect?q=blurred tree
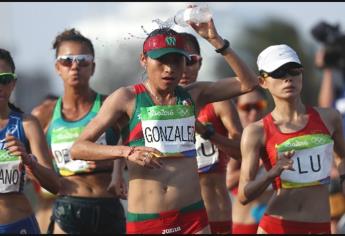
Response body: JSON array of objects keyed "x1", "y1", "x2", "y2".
[{"x1": 213, "y1": 17, "x2": 319, "y2": 110}]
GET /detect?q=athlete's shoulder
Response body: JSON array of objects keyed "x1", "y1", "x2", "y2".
[
  {"x1": 243, "y1": 119, "x2": 265, "y2": 136},
  {"x1": 32, "y1": 98, "x2": 57, "y2": 115},
  {"x1": 312, "y1": 106, "x2": 342, "y2": 122}
]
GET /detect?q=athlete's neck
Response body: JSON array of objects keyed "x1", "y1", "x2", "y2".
[
  {"x1": 145, "y1": 81, "x2": 176, "y2": 105},
  {"x1": 271, "y1": 98, "x2": 306, "y2": 122},
  {"x1": 0, "y1": 105, "x2": 10, "y2": 119},
  {"x1": 63, "y1": 87, "x2": 96, "y2": 108}
]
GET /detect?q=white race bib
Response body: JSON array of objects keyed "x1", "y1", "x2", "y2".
[
  {"x1": 141, "y1": 105, "x2": 196, "y2": 157},
  {"x1": 0, "y1": 150, "x2": 24, "y2": 193},
  {"x1": 195, "y1": 134, "x2": 219, "y2": 171},
  {"x1": 51, "y1": 127, "x2": 107, "y2": 176},
  {"x1": 277, "y1": 134, "x2": 333, "y2": 189}
]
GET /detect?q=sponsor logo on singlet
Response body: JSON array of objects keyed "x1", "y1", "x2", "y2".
[{"x1": 162, "y1": 226, "x2": 181, "y2": 234}]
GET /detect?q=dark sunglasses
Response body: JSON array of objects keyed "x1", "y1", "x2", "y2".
[
  {"x1": 56, "y1": 54, "x2": 94, "y2": 67},
  {"x1": 261, "y1": 67, "x2": 302, "y2": 79},
  {"x1": 0, "y1": 73, "x2": 17, "y2": 85},
  {"x1": 238, "y1": 100, "x2": 267, "y2": 112},
  {"x1": 186, "y1": 54, "x2": 202, "y2": 66}
]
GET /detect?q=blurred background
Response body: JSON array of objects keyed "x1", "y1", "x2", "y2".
[{"x1": 1, "y1": 2, "x2": 345, "y2": 113}]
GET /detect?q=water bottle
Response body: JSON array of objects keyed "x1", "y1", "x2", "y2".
[{"x1": 174, "y1": 6, "x2": 212, "y2": 27}]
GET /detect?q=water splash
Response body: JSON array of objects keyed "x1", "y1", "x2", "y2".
[{"x1": 152, "y1": 17, "x2": 175, "y2": 29}]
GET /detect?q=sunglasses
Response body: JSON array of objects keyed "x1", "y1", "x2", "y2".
[
  {"x1": 186, "y1": 54, "x2": 202, "y2": 66},
  {"x1": 56, "y1": 54, "x2": 94, "y2": 67},
  {"x1": 261, "y1": 67, "x2": 302, "y2": 79},
  {"x1": 0, "y1": 73, "x2": 17, "y2": 85},
  {"x1": 238, "y1": 100, "x2": 267, "y2": 112}
]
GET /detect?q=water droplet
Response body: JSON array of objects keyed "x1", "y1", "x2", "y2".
[{"x1": 141, "y1": 25, "x2": 149, "y2": 35}]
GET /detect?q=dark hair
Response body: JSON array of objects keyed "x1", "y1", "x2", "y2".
[
  {"x1": 145, "y1": 27, "x2": 179, "y2": 40},
  {"x1": 0, "y1": 48, "x2": 15, "y2": 72},
  {"x1": 0, "y1": 49, "x2": 22, "y2": 113},
  {"x1": 52, "y1": 28, "x2": 95, "y2": 58},
  {"x1": 180, "y1": 33, "x2": 200, "y2": 55},
  {"x1": 45, "y1": 94, "x2": 59, "y2": 101},
  {"x1": 8, "y1": 103, "x2": 23, "y2": 113}
]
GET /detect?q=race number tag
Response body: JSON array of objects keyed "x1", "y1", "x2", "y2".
[
  {"x1": 141, "y1": 105, "x2": 196, "y2": 157},
  {"x1": 277, "y1": 134, "x2": 334, "y2": 188},
  {"x1": 51, "y1": 126, "x2": 107, "y2": 176},
  {"x1": 0, "y1": 150, "x2": 23, "y2": 193},
  {"x1": 195, "y1": 134, "x2": 219, "y2": 171}
]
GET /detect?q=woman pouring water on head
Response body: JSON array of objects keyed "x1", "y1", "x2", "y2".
[
  {"x1": 70, "y1": 11, "x2": 258, "y2": 234},
  {"x1": 238, "y1": 44, "x2": 345, "y2": 234}
]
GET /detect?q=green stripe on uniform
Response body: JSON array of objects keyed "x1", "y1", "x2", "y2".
[
  {"x1": 141, "y1": 105, "x2": 194, "y2": 121},
  {"x1": 276, "y1": 134, "x2": 333, "y2": 152}
]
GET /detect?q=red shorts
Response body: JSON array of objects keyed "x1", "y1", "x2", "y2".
[
  {"x1": 126, "y1": 201, "x2": 209, "y2": 234},
  {"x1": 232, "y1": 223, "x2": 259, "y2": 234},
  {"x1": 259, "y1": 214, "x2": 331, "y2": 234},
  {"x1": 209, "y1": 220, "x2": 232, "y2": 234}
]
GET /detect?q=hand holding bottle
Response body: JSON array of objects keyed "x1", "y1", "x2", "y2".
[{"x1": 174, "y1": 5, "x2": 212, "y2": 27}]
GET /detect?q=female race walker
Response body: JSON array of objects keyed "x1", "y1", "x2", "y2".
[
  {"x1": 71, "y1": 15, "x2": 258, "y2": 234},
  {"x1": 238, "y1": 44, "x2": 345, "y2": 234},
  {"x1": 0, "y1": 48, "x2": 60, "y2": 233}
]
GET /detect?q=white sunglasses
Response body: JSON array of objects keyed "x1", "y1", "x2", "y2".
[{"x1": 56, "y1": 54, "x2": 94, "y2": 67}]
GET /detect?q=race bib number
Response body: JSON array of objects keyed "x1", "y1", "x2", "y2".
[
  {"x1": 141, "y1": 105, "x2": 196, "y2": 157},
  {"x1": 51, "y1": 126, "x2": 107, "y2": 176},
  {"x1": 0, "y1": 150, "x2": 23, "y2": 193},
  {"x1": 195, "y1": 134, "x2": 219, "y2": 171},
  {"x1": 277, "y1": 134, "x2": 333, "y2": 188}
]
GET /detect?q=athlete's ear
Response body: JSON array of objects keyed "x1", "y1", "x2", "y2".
[
  {"x1": 55, "y1": 61, "x2": 62, "y2": 77},
  {"x1": 259, "y1": 75, "x2": 268, "y2": 90},
  {"x1": 90, "y1": 61, "x2": 95, "y2": 76},
  {"x1": 140, "y1": 53, "x2": 147, "y2": 69}
]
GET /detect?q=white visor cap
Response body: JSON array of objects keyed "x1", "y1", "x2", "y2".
[{"x1": 257, "y1": 44, "x2": 301, "y2": 73}]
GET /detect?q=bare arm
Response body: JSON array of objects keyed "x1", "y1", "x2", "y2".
[
  {"x1": 187, "y1": 18, "x2": 258, "y2": 107},
  {"x1": 210, "y1": 100, "x2": 242, "y2": 159},
  {"x1": 31, "y1": 99, "x2": 56, "y2": 133},
  {"x1": 70, "y1": 87, "x2": 162, "y2": 168},
  {"x1": 315, "y1": 48, "x2": 334, "y2": 107},
  {"x1": 226, "y1": 158, "x2": 241, "y2": 190},
  {"x1": 237, "y1": 122, "x2": 294, "y2": 205},
  {"x1": 6, "y1": 115, "x2": 61, "y2": 194},
  {"x1": 318, "y1": 68, "x2": 335, "y2": 107}
]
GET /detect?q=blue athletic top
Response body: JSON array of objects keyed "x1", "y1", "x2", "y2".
[{"x1": 0, "y1": 111, "x2": 28, "y2": 193}]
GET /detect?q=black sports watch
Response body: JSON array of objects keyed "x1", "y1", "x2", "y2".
[{"x1": 200, "y1": 123, "x2": 216, "y2": 140}]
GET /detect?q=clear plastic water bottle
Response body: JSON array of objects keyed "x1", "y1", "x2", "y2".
[{"x1": 174, "y1": 6, "x2": 212, "y2": 27}]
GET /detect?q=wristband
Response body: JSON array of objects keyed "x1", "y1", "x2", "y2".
[
  {"x1": 215, "y1": 39, "x2": 230, "y2": 55},
  {"x1": 126, "y1": 146, "x2": 135, "y2": 160},
  {"x1": 201, "y1": 123, "x2": 216, "y2": 140}
]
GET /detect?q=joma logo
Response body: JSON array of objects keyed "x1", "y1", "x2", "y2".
[{"x1": 162, "y1": 226, "x2": 181, "y2": 234}]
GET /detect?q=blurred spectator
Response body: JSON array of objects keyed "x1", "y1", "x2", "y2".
[{"x1": 316, "y1": 48, "x2": 345, "y2": 234}]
